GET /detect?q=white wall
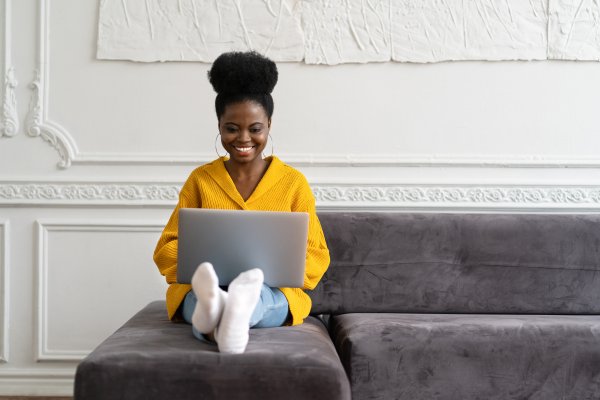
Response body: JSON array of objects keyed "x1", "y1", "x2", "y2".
[{"x1": 1, "y1": 0, "x2": 600, "y2": 396}]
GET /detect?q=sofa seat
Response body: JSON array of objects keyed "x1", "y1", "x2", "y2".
[
  {"x1": 330, "y1": 313, "x2": 600, "y2": 400},
  {"x1": 75, "y1": 301, "x2": 351, "y2": 400}
]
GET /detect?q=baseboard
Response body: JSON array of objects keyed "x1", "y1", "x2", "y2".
[
  {"x1": 0, "y1": 397, "x2": 72, "y2": 400},
  {"x1": 0, "y1": 370, "x2": 74, "y2": 397}
]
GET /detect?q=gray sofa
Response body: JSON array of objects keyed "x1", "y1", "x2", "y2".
[{"x1": 75, "y1": 213, "x2": 600, "y2": 400}]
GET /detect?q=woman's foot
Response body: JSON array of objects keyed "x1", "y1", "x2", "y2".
[
  {"x1": 191, "y1": 262, "x2": 227, "y2": 334},
  {"x1": 215, "y1": 268, "x2": 264, "y2": 354}
]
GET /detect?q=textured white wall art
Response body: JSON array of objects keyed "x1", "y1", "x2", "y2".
[
  {"x1": 302, "y1": 0, "x2": 392, "y2": 64},
  {"x1": 36, "y1": 220, "x2": 168, "y2": 361},
  {"x1": 1, "y1": 0, "x2": 19, "y2": 138},
  {"x1": 0, "y1": 221, "x2": 8, "y2": 363},
  {"x1": 391, "y1": 0, "x2": 548, "y2": 62},
  {"x1": 548, "y1": 0, "x2": 600, "y2": 60},
  {"x1": 97, "y1": 0, "x2": 304, "y2": 62},
  {"x1": 98, "y1": 0, "x2": 600, "y2": 64}
]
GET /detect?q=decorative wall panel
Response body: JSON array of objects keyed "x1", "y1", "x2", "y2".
[
  {"x1": 97, "y1": 0, "x2": 600, "y2": 64},
  {"x1": 23, "y1": 0, "x2": 600, "y2": 170},
  {"x1": 97, "y1": 0, "x2": 304, "y2": 62},
  {"x1": 25, "y1": 0, "x2": 77, "y2": 168},
  {"x1": 36, "y1": 220, "x2": 168, "y2": 361},
  {"x1": 1, "y1": 0, "x2": 18, "y2": 138},
  {"x1": 0, "y1": 221, "x2": 8, "y2": 363}
]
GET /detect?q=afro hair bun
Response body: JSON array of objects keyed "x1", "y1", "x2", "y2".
[{"x1": 208, "y1": 51, "x2": 278, "y2": 95}]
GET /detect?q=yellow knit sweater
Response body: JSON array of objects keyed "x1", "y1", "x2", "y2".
[{"x1": 153, "y1": 156, "x2": 330, "y2": 326}]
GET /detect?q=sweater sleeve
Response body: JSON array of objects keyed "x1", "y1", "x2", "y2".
[
  {"x1": 301, "y1": 186, "x2": 330, "y2": 291},
  {"x1": 280, "y1": 175, "x2": 330, "y2": 325},
  {"x1": 153, "y1": 172, "x2": 201, "y2": 319}
]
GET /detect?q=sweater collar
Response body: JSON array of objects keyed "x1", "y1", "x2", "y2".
[{"x1": 204, "y1": 156, "x2": 287, "y2": 208}]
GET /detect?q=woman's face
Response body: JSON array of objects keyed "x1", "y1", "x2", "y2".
[{"x1": 218, "y1": 101, "x2": 270, "y2": 165}]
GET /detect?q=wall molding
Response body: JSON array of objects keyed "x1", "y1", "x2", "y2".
[
  {"x1": 25, "y1": 68, "x2": 76, "y2": 168},
  {"x1": 3, "y1": 181, "x2": 600, "y2": 210},
  {"x1": 69, "y1": 152, "x2": 600, "y2": 169},
  {"x1": 1, "y1": 0, "x2": 18, "y2": 138},
  {"x1": 26, "y1": 1, "x2": 600, "y2": 170},
  {"x1": 0, "y1": 181, "x2": 180, "y2": 206},
  {"x1": 0, "y1": 368, "x2": 75, "y2": 396},
  {"x1": 25, "y1": 0, "x2": 77, "y2": 168},
  {"x1": 36, "y1": 219, "x2": 164, "y2": 362},
  {"x1": 1, "y1": 66, "x2": 18, "y2": 138},
  {"x1": 35, "y1": 220, "x2": 165, "y2": 362},
  {"x1": 311, "y1": 184, "x2": 600, "y2": 210},
  {"x1": 0, "y1": 221, "x2": 8, "y2": 363}
]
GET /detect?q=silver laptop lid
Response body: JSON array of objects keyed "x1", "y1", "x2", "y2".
[{"x1": 177, "y1": 208, "x2": 308, "y2": 287}]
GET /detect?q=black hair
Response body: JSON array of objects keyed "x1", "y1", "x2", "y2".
[{"x1": 208, "y1": 51, "x2": 278, "y2": 120}]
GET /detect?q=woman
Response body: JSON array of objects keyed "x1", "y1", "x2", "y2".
[{"x1": 153, "y1": 51, "x2": 330, "y2": 354}]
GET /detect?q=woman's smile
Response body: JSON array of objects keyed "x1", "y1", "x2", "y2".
[{"x1": 233, "y1": 145, "x2": 256, "y2": 154}]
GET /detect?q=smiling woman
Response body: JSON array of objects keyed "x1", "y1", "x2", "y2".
[
  {"x1": 153, "y1": 51, "x2": 330, "y2": 355},
  {"x1": 210, "y1": 51, "x2": 278, "y2": 201}
]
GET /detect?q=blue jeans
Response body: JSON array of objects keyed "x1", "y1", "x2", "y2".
[{"x1": 182, "y1": 284, "x2": 289, "y2": 342}]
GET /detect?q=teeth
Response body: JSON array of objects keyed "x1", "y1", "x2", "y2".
[{"x1": 235, "y1": 146, "x2": 253, "y2": 152}]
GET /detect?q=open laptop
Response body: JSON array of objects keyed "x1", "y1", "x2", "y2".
[{"x1": 177, "y1": 208, "x2": 309, "y2": 287}]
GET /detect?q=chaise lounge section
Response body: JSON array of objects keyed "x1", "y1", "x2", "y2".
[{"x1": 74, "y1": 302, "x2": 350, "y2": 400}]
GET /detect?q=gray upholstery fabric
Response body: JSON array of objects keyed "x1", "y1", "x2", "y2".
[
  {"x1": 330, "y1": 313, "x2": 600, "y2": 400},
  {"x1": 75, "y1": 301, "x2": 351, "y2": 400},
  {"x1": 311, "y1": 213, "x2": 600, "y2": 314}
]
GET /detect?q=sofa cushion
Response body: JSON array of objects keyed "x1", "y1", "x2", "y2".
[
  {"x1": 75, "y1": 301, "x2": 351, "y2": 400},
  {"x1": 330, "y1": 313, "x2": 600, "y2": 400},
  {"x1": 311, "y1": 213, "x2": 600, "y2": 314}
]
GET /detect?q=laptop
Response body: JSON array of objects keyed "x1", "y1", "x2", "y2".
[{"x1": 177, "y1": 208, "x2": 309, "y2": 287}]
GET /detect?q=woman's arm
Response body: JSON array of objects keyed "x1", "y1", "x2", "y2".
[
  {"x1": 279, "y1": 175, "x2": 330, "y2": 325},
  {"x1": 294, "y1": 177, "x2": 330, "y2": 290},
  {"x1": 153, "y1": 174, "x2": 202, "y2": 284}
]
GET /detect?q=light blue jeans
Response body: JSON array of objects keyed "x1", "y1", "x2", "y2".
[{"x1": 182, "y1": 284, "x2": 289, "y2": 342}]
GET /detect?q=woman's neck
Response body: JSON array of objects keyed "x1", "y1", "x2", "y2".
[{"x1": 224, "y1": 157, "x2": 270, "y2": 181}]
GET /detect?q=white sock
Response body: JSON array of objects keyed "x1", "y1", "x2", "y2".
[
  {"x1": 215, "y1": 268, "x2": 264, "y2": 354},
  {"x1": 191, "y1": 262, "x2": 228, "y2": 334}
]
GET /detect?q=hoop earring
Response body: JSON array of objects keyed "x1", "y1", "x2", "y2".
[
  {"x1": 263, "y1": 133, "x2": 274, "y2": 158},
  {"x1": 214, "y1": 133, "x2": 226, "y2": 158}
]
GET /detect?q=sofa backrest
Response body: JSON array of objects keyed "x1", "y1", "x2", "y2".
[{"x1": 310, "y1": 212, "x2": 600, "y2": 315}]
